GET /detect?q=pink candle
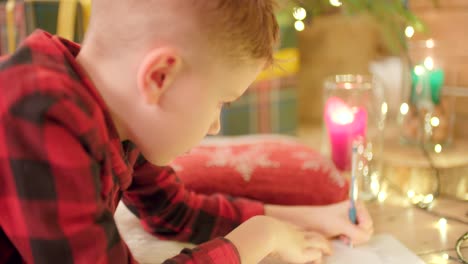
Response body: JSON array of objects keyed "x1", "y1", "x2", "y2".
[{"x1": 324, "y1": 97, "x2": 367, "y2": 171}]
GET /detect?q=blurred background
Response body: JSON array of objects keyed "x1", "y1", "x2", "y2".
[
  {"x1": 1, "y1": 3, "x2": 465, "y2": 262},
  {"x1": 0, "y1": 0, "x2": 466, "y2": 138}
]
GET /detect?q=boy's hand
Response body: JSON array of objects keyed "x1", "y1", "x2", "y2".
[
  {"x1": 225, "y1": 215, "x2": 332, "y2": 264},
  {"x1": 272, "y1": 221, "x2": 332, "y2": 264},
  {"x1": 265, "y1": 201, "x2": 374, "y2": 246}
]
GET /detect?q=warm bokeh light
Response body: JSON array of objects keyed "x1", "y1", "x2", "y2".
[
  {"x1": 437, "y1": 218, "x2": 448, "y2": 244},
  {"x1": 424, "y1": 56, "x2": 435, "y2": 70},
  {"x1": 381, "y1": 102, "x2": 388, "y2": 115},
  {"x1": 400, "y1": 103, "x2": 409, "y2": 116},
  {"x1": 294, "y1": 20, "x2": 305, "y2": 31},
  {"x1": 434, "y1": 144, "x2": 442, "y2": 153},
  {"x1": 423, "y1": 194, "x2": 434, "y2": 204},
  {"x1": 378, "y1": 191, "x2": 387, "y2": 202},
  {"x1": 438, "y1": 218, "x2": 447, "y2": 228},
  {"x1": 344, "y1": 82, "x2": 352, "y2": 89},
  {"x1": 329, "y1": 0, "x2": 343, "y2": 7},
  {"x1": 430, "y1": 117, "x2": 440, "y2": 127},
  {"x1": 405, "y1": 26, "x2": 415, "y2": 38},
  {"x1": 293, "y1": 7, "x2": 307, "y2": 20},
  {"x1": 414, "y1": 65, "x2": 425, "y2": 76},
  {"x1": 426, "y1": 39, "x2": 435, "y2": 48}
]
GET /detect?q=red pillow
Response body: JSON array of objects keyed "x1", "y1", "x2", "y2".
[{"x1": 170, "y1": 135, "x2": 348, "y2": 205}]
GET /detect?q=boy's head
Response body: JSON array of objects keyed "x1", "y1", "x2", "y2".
[{"x1": 80, "y1": 0, "x2": 279, "y2": 165}]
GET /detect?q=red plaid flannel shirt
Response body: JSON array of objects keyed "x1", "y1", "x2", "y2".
[{"x1": 0, "y1": 30, "x2": 264, "y2": 264}]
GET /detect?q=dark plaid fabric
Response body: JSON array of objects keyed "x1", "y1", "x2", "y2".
[
  {"x1": 0, "y1": 30, "x2": 263, "y2": 264},
  {"x1": 162, "y1": 238, "x2": 240, "y2": 264},
  {"x1": 220, "y1": 76, "x2": 297, "y2": 136}
]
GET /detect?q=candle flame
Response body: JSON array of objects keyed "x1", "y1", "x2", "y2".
[{"x1": 331, "y1": 108, "x2": 354, "y2": 125}]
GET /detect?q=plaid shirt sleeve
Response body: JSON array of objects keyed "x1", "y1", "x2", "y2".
[
  {"x1": 122, "y1": 160, "x2": 264, "y2": 244},
  {"x1": 163, "y1": 238, "x2": 241, "y2": 264},
  {"x1": 122, "y1": 158, "x2": 264, "y2": 263},
  {"x1": 0, "y1": 92, "x2": 137, "y2": 263}
]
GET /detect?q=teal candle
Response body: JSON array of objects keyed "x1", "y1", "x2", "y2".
[
  {"x1": 429, "y1": 68, "x2": 444, "y2": 103},
  {"x1": 411, "y1": 64, "x2": 445, "y2": 104}
]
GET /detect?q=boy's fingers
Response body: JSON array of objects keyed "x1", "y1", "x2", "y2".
[
  {"x1": 343, "y1": 222, "x2": 372, "y2": 245},
  {"x1": 339, "y1": 235, "x2": 350, "y2": 245},
  {"x1": 356, "y1": 202, "x2": 373, "y2": 230},
  {"x1": 314, "y1": 259, "x2": 323, "y2": 264},
  {"x1": 357, "y1": 216, "x2": 374, "y2": 237},
  {"x1": 301, "y1": 248, "x2": 322, "y2": 264},
  {"x1": 304, "y1": 232, "x2": 333, "y2": 255}
]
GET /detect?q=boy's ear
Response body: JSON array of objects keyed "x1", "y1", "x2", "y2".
[{"x1": 137, "y1": 48, "x2": 182, "y2": 104}]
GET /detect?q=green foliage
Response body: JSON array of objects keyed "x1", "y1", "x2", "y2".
[{"x1": 278, "y1": 0, "x2": 438, "y2": 54}]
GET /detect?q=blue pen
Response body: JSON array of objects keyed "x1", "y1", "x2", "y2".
[{"x1": 348, "y1": 143, "x2": 358, "y2": 247}]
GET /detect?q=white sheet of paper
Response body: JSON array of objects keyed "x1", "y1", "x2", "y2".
[
  {"x1": 323, "y1": 234, "x2": 425, "y2": 264},
  {"x1": 116, "y1": 203, "x2": 424, "y2": 264}
]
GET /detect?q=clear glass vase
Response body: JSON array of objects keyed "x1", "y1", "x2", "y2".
[
  {"x1": 399, "y1": 39, "x2": 456, "y2": 147},
  {"x1": 322, "y1": 74, "x2": 387, "y2": 201}
]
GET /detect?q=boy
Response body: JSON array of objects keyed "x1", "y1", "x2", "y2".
[{"x1": 0, "y1": 0, "x2": 373, "y2": 263}]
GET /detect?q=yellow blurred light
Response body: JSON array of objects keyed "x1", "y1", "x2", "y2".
[
  {"x1": 434, "y1": 144, "x2": 442, "y2": 153},
  {"x1": 378, "y1": 191, "x2": 387, "y2": 202},
  {"x1": 437, "y1": 218, "x2": 448, "y2": 245},
  {"x1": 344, "y1": 82, "x2": 353, "y2": 89},
  {"x1": 442, "y1": 253, "x2": 449, "y2": 260},
  {"x1": 293, "y1": 7, "x2": 307, "y2": 20},
  {"x1": 430, "y1": 116, "x2": 440, "y2": 127},
  {"x1": 405, "y1": 26, "x2": 415, "y2": 38},
  {"x1": 423, "y1": 194, "x2": 434, "y2": 204},
  {"x1": 370, "y1": 180, "x2": 379, "y2": 193},
  {"x1": 414, "y1": 65, "x2": 425, "y2": 76},
  {"x1": 412, "y1": 194, "x2": 424, "y2": 204},
  {"x1": 407, "y1": 190, "x2": 415, "y2": 198},
  {"x1": 400, "y1": 103, "x2": 409, "y2": 115},
  {"x1": 424, "y1": 57, "x2": 435, "y2": 70},
  {"x1": 381, "y1": 102, "x2": 388, "y2": 115},
  {"x1": 426, "y1": 39, "x2": 435, "y2": 48},
  {"x1": 438, "y1": 218, "x2": 448, "y2": 228},
  {"x1": 294, "y1": 20, "x2": 305, "y2": 31},
  {"x1": 329, "y1": 0, "x2": 342, "y2": 7}
]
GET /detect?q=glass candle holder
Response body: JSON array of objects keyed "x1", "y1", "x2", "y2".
[
  {"x1": 399, "y1": 39, "x2": 456, "y2": 147},
  {"x1": 323, "y1": 75, "x2": 387, "y2": 200}
]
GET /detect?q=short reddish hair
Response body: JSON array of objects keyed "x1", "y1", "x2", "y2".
[
  {"x1": 195, "y1": 0, "x2": 280, "y2": 65},
  {"x1": 88, "y1": 0, "x2": 279, "y2": 65}
]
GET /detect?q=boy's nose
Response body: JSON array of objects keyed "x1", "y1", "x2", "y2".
[{"x1": 207, "y1": 116, "x2": 221, "y2": 135}]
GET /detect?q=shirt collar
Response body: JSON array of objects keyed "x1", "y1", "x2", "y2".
[{"x1": 28, "y1": 30, "x2": 134, "y2": 188}]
